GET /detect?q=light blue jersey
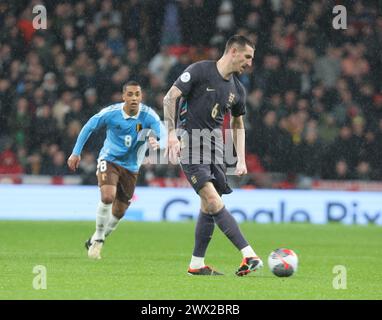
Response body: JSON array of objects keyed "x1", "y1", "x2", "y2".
[{"x1": 72, "y1": 102, "x2": 166, "y2": 173}]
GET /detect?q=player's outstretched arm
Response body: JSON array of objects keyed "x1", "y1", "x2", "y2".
[
  {"x1": 67, "y1": 154, "x2": 81, "y2": 172},
  {"x1": 163, "y1": 85, "x2": 182, "y2": 131},
  {"x1": 67, "y1": 110, "x2": 107, "y2": 171},
  {"x1": 148, "y1": 113, "x2": 168, "y2": 151},
  {"x1": 231, "y1": 115, "x2": 247, "y2": 176},
  {"x1": 163, "y1": 85, "x2": 182, "y2": 164}
]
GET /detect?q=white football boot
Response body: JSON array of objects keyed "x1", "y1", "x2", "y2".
[{"x1": 87, "y1": 240, "x2": 104, "y2": 259}]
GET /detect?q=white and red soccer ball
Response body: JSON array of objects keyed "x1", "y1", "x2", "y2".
[{"x1": 268, "y1": 248, "x2": 298, "y2": 277}]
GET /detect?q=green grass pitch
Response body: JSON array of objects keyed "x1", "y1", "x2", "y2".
[{"x1": 0, "y1": 220, "x2": 381, "y2": 300}]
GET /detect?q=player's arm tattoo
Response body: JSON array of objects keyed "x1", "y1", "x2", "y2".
[
  {"x1": 163, "y1": 86, "x2": 182, "y2": 132},
  {"x1": 231, "y1": 116, "x2": 246, "y2": 162}
]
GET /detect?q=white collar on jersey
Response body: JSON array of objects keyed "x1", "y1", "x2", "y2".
[{"x1": 121, "y1": 103, "x2": 141, "y2": 119}]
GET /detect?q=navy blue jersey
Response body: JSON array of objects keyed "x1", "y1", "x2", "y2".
[
  {"x1": 173, "y1": 60, "x2": 246, "y2": 164},
  {"x1": 174, "y1": 60, "x2": 246, "y2": 132}
]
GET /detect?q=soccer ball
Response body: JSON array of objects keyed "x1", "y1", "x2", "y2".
[{"x1": 268, "y1": 248, "x2": 298, "y2": 277}]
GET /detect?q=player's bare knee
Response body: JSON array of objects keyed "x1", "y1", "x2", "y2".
[
  {"x1": 113, "y1": 211, "x2": 124, "y2": 219},
  {"x1": 205, "y1": 196, "x2": 223, "y2": 214},
  {"x1": 100, "y1": 185, "x2": 116, "y2": 204},
  {"x1": 101, "y1": 194, "x2": 115, "y2": 204},
  {"x1": 113, "y1": 201, "x2": 130, "y2": 219}
]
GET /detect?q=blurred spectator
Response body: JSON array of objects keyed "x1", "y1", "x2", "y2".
[
  {"x1": 248, "y1": 110, "x2": 292, "y2": 172},
  {"x1": 52, "y1": 91, "x2": 72, "y2": 129},
  {"x1": 166, "y1": 52, "x2": 191, "y2": 89},
  {"x1": 83, "y1": 88, "x2": 99, "y2": 116},
  {"x1": 317, "y1": 114, "x2": 339, "y2": 144},
  {"x1": 332, "y1": 159, "x2": 353, "y2": 180},
  {"x1": 25, "y1": 152, "x2": 42, "y2": 175},
  {"x1": 331, "y1": 90, "x2": 355, "y2": 126},
  {"x1": 31, "y1": 32, "x2": 52, "y2": 67},
  {"x1": 144, "y1": 75, "x2": 165, "y2": 110},
  {"x1": 324, "y1": 125, "x2": 359, "y2": 178},
  {"x1": 62, "y1": 120, "x2": 82, "y2": 157},
  {"x1": 374, "y1": 119, "x2": 382, "y2": 178},
  {"x1": 121, "y1": 0, "x2": 142, "y2": 40},
  {"x1": 0, "y1": 78, "x2": 13, "y2": 135},
  {"x1": 94, "y1": 0, "x2": 121, "y2": 28},
  {"x1": 40, "y1": 144, "x2": 69, "y2": 176},
  {"x1": 17, "y1": 5, "x2": 36, "y2": 44},
  {"x1": 179, "y1": 0, "x2": 216, "y2": 46},
  {"x1": 254, "y1": 54, "x2": 283, "y2": 97},
  {"x1": 9, "y1": 97, "x2": 31, "y2": 148},
  {"x1": 351, "y1": 116, "x2": 366, "y2": 152},
  {"x1": 355, "y1": 161, "x2": 373, "y2": 181},
  {"x1": 125, "y1": 38, "x2": 143, "y2": 76},
  {"x1": 78, "y1": 151, "x2": 98, "y2": 185},
  {"x1": 246, "y1": 88, "x2": 265, "y2": 129},
  {"x1": 64, "y1": 96, "x2": 87, "y2": 126},
  {"x1": 161, "y1": 0, "x2": 182, "y2": 46},
  {"x1": 273, "y1": 116, "x2": 294, "y2": 173},
  {"x1": 341, "y1": 44, "x2": 370, "y2": 79},
  {"x1": 248, "y1": 109, "x2": 276, "y2": 156},
  {"x1": 216, "y1": 0, "x2": 235, "y2": 35},
  {"x1": 295, "y1": 128, "x2": 323, "y2": 177},
  {"x1": 61, "y1": 67, "x2": 80, "y2": 93},
  {"x1": 0, "y1": 147, "x2": 23, "y2": 174},
  {"x1": 359, "y1": 130, "x2": 378, "y2": 173},
  {"x1": 30, "y1": 105, "x2": 61, "y2": 151},
  {"x1": 314, "y1": 46, "x2": 342, "y2": 88},
  {"x1": 369, "y1": 94, "x2": 382, "y2": 129},
  {"x1": 106, "y1": 27, "x2": 125, "y2": 56},
  {"x1": 42, "y1": 72, "x2": 58, "y2": 104},
  {"x1": 47, "y1": 150, "x2": 71, "y2": 176},
  {"x1": 148, "y1": 45, "x2": 177, "y2": 84},
  {"x1": 265, "y1": 93, "x2": 284, "y2": 118}
]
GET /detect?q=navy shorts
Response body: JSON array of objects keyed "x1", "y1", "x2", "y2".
[{"x1": 180, "y1": 163, "x2": 233, "y2": 195}]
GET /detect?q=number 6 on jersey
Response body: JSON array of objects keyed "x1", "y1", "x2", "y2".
[{"x1": 211, "y1": 103, "x2": 219, "y2": 119}]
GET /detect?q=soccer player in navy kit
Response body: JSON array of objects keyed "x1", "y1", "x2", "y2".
[
  {"x1": 164, "y1": 35, "x2": 263, "y2": 276},
  {"x1": 68, "y1": 81, "x2": 166, "y2": 259}
]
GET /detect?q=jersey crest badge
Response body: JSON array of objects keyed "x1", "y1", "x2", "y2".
[
  {"x1": 226, "y1": 92, "x2": 235, "y2": 108},
  {"x1": 180, "y1": 72, "x2": 191, "y2": 83}
]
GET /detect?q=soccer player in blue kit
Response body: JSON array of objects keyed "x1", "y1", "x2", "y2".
[
  {"x1": 164, "y1": 35, "x2": 263, "y2": 276},
  {"x1": 68, "y1": 81, "x2": 166, "y2": 259}
]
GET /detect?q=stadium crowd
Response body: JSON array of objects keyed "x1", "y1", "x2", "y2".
[{"x1": 0, "y1": 0, "x2": 382, "y2": 186}]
